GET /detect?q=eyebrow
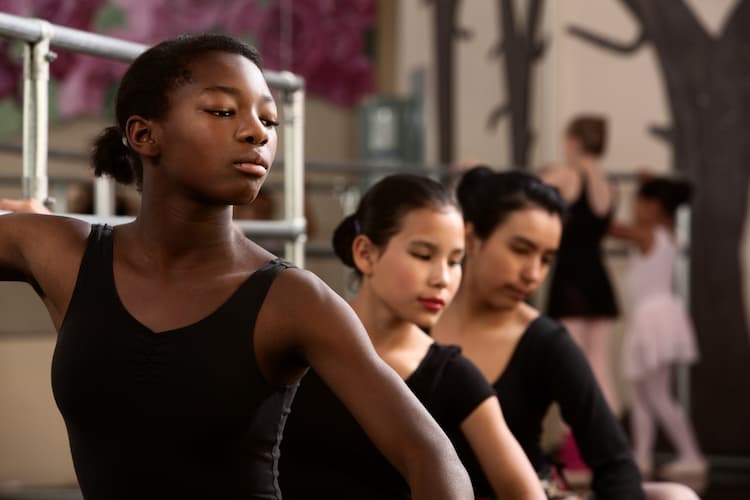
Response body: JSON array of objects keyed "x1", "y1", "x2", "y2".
[
  {"x1": 511, "y1": 235, "x2": 558, "y2": 255},
  {"x1": 510, "y1": 236, "x2": 539, "y2": 249},
  {"x1": 201, "y1": 85, "x2": 274, "y2": 103},
  {"x1": 409, "y1": 240, "x2": 438, "y2": 251},
  {"x1": 410, "y1": 240, "x2": 464, "y2": 254}
]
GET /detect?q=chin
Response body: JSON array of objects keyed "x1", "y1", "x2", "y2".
[
  {"x1": 413, "y1": 311, "x2": 440, "y2": 329},
  {"x1": 488, "y1": 295, "x2": 519, "y2": 312}
]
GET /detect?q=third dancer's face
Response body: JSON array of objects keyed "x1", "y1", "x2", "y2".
[{"x1": 467, "y1": 207, "x2": 561, "y2": 310}]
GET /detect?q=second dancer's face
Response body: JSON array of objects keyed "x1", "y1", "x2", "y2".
[
  {"x1": 467, "y1": 207, "x2": 561, "y2": 310},
  {"x1": 359, "y1": 207, "x2": 465, "y2": 327}
]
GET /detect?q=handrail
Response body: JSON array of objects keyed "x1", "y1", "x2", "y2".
[
  {"x1": 0, "y1": 11, "x2": 306, "y2": 265},
  {"x1": 0, "y1": 12, "x2": 304, "y2": 91}
]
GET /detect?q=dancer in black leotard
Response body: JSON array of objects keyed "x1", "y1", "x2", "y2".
[
  {"x1": 435, "y1": 166, "x2": 699, "y2": 500},
  {"x1": 281, "y1": 175, "x2": 543, "y2": 500},
  {"x1": 542, "y1": 115, "x2": 620, "y2": 420},
  {"x1": 0, "y1": 34, "x2": 471, "y2": 500}
]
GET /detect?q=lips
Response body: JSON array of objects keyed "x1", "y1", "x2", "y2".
[
  {"x1": 418, "y1": 297, "x2": 446, "y2": 311},
  {"x1": 233, "y1": 154, "x2": 268, "y2": 177},
  {"x1": 505, "y1": 286, "x2": 530, "y2": 301}
]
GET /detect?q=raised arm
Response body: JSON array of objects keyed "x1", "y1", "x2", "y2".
[
  {"x1": 0, "y1": 204, "x2": 89, "y2": 327},
  {"x1": 258, "y1": 269, "x2": 473, "y2": 500},
  {"x1": 608, "y1": 222, "x2": 653, "y2": 254},
  {"x1": 460, "y1": 397, "x2": 545, "y2": 499},
  {"x1": 0, "y1": 198, "x2": 53, "y2": 281}
]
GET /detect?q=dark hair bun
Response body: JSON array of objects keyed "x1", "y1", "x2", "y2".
[
  {"x1": 638, "y1": 177, "x2": 693, "y2": 217},
  {"x1": 332, "y1": 214, "x2": 358, "y2": 269},
  {"x1": 457, "y1": 165, "x2": 494, "y2": 215},
  {"x1": 672, "y1": 180, "x2": 692, "y2": 206},
  {"x1": 91, "y1": 126, "x2": 139, "y2": 187}
]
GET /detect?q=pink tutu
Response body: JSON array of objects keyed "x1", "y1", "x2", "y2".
[{"x1": 623, "y1": 293, "x2": 699, "y2": 380}]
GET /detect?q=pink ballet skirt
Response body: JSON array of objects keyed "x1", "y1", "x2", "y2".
[{"x1": 622, "y1": 227, "x2": 699, "y2": 380}]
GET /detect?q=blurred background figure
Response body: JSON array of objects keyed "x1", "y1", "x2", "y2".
[
  {"x1": 541, "y1": 115, "x2": 620, "y2": 475},
  {"x1": 609, "y1": 175, "x2": 706, "y2": 480}
]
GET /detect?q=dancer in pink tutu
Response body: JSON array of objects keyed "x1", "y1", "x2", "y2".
[{"x1": 609, "y1": 175, "x2": 706, "y2": 480}]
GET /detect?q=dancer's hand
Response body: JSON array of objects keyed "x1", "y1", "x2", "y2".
[{"x1": 0, "y1": 198, "x2": 51, "y2": 214}]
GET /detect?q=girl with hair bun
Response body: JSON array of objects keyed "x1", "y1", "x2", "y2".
[
  {"x1": 609, "y1": 175, "x2": 706, "y2": 479},
  {"x1": 0, "y1": 34, "x2": 472, "y2": 500},
  {"x1": 280, "y1": 174, "x2": 544, "y2": 500},
  {"x1": 435, "y1": 166, "x2": 699, "y2": 500}
]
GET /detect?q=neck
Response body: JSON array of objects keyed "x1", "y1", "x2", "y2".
[
  {"x1": 574, "y1": 155, "x2": 600, "y2": 172},
  {"x1": 350, "y1": 284, "x2": 416, "y2": 351},
  {"x1": 446, "y1": 274, "x2": 518, "y2": 334},
  {"x1": 128, "y1": 182, "x2": 238, "y2": 265}
]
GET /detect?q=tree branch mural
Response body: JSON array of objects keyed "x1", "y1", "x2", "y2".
[
  {"x1": 424, "y1": 0, "x2": 472, "y2": 164},
  {"x1": 569, "y1": 0, "x2": 750, "y2": 453},
  {"x1": 487, "y1": 0, "x2": 546, "y2": 168}
]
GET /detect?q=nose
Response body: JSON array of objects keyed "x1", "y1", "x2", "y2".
[
  {"x1": 429, "y1": 260, "x2": 452, "y2": 289},
  {"x1": 521, "y1": 257, "x2": 544, "y2": 285},
  {"x1": 237, "y1": 114, "x2": 269, "y2": 146}
]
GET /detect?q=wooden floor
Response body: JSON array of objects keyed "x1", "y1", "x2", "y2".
[{"x1": 0, "y1": 469, "x2": 748, "y2": 500}]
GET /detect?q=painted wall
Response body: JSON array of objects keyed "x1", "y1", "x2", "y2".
[{"x1": 395, "y1": 0, "x2": 750, "y2": 451}]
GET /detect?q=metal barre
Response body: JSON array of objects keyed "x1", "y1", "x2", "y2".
[
  {"x1": 0, "y1": 12, "x2": 306, "y2": 265},
  {"x1": 0, "y1": 141, "x2": 660, "y2": 181},
  {"x1": 0, "y1": 12, "x2": 303, "y2": 91},
  {"x1": 0, "y1": 210, "x2": 307, "y2": 239}
]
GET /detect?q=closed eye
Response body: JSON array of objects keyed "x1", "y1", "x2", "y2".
[
  {"x1": 511, "y1": 245, "x2": 532, "y2": 255},
  {"x1": 206, "y1": 109, "x2": 235, "y2": 117},
  {"x1": 262, "y1": 118, "x2": 280, "y2": 128}
]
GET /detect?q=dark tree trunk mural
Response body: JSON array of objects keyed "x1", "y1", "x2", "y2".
[
  {"x1": 569, "y1": 0, "x2": 750, "y2": 454},
  {"x1": 487, "y1": 0, "x2": 546, "y2": 168},
  {"x1": 424, "y1": 0, "x2": 472, "y2": 165}
]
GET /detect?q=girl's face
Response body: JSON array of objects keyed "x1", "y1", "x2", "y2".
[
  {"x1": 467, "y1": 207, "x2": 561, "y2": 310},
  {"x1": 151, "y1": 52, "x2": 279, "y2": 205},
  {"x1": 635, "y1": 196, "x2": 661, "y2": 225},
  {"x1": 357, "y1": 207, "x2": 465, "y2": 327}
]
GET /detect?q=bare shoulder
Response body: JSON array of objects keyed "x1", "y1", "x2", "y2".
[
  {"x1": 539, "y1": 164, "x2": 573, "y2": 183},
  {"x1": 262, "y1": 266, "x2": 346, "y2": 326},
  {"x1": 4, "y1": 213, "x2": 90, "y2": 261},
  {"x1": 540, "y1": 165, "x2": 579, "y2": 201},
  {"x1": 254, "y1": 266, "x2": 364, "y2": 385}
]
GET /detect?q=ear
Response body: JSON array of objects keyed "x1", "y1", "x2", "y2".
[
  {"x1": 464, "y1": 222, "x2": 481, "y2": 257},
  {"x1": 351, "y1": 234, "x2": 380, "y2": 277},
  {"x1": 125, "y1": 115, "x2": 160, "y2": 159}
]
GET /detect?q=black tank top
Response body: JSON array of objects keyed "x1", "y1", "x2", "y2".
[{"x1": 51, "y1": 225, "x2": 297, "y2": 500}]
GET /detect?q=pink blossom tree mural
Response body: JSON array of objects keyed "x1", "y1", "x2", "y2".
[{"x1": 0, "y1": 0, "x2": 375, "y2": 119}]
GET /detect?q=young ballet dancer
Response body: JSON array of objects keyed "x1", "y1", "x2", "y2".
[
  {"x1": 609, "y1": 176, "x2": 706, "y2": 479},
  {"x1": 0, "y1": 34, "x2": 472, "y2": 500},
  {"x1": 280, "y1": 174, "x2": 544, "y2": 500},
  {"x1": 435, "y1": 167, "x2": 701, "y2": 499},
  {"x1": 541, "y1": 116, "x2": 620, "y2": 416}
]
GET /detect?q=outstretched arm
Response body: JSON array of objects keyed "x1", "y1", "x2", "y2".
[
  {"x1": 0, "y1": 198, "x2": 53, "y2": 281},
  {"x1": 259, "y1": 269, "x2": 473, "y2": 500},
  {"x1": 0, "y1": 205, "x2": 89, "y2": 327},
  {"x1": 461, "y1": 397, "x2": 545, "y2": 499},
  {"x1": 608, "y1": 222, "x2": 653, "y2": 253}
]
